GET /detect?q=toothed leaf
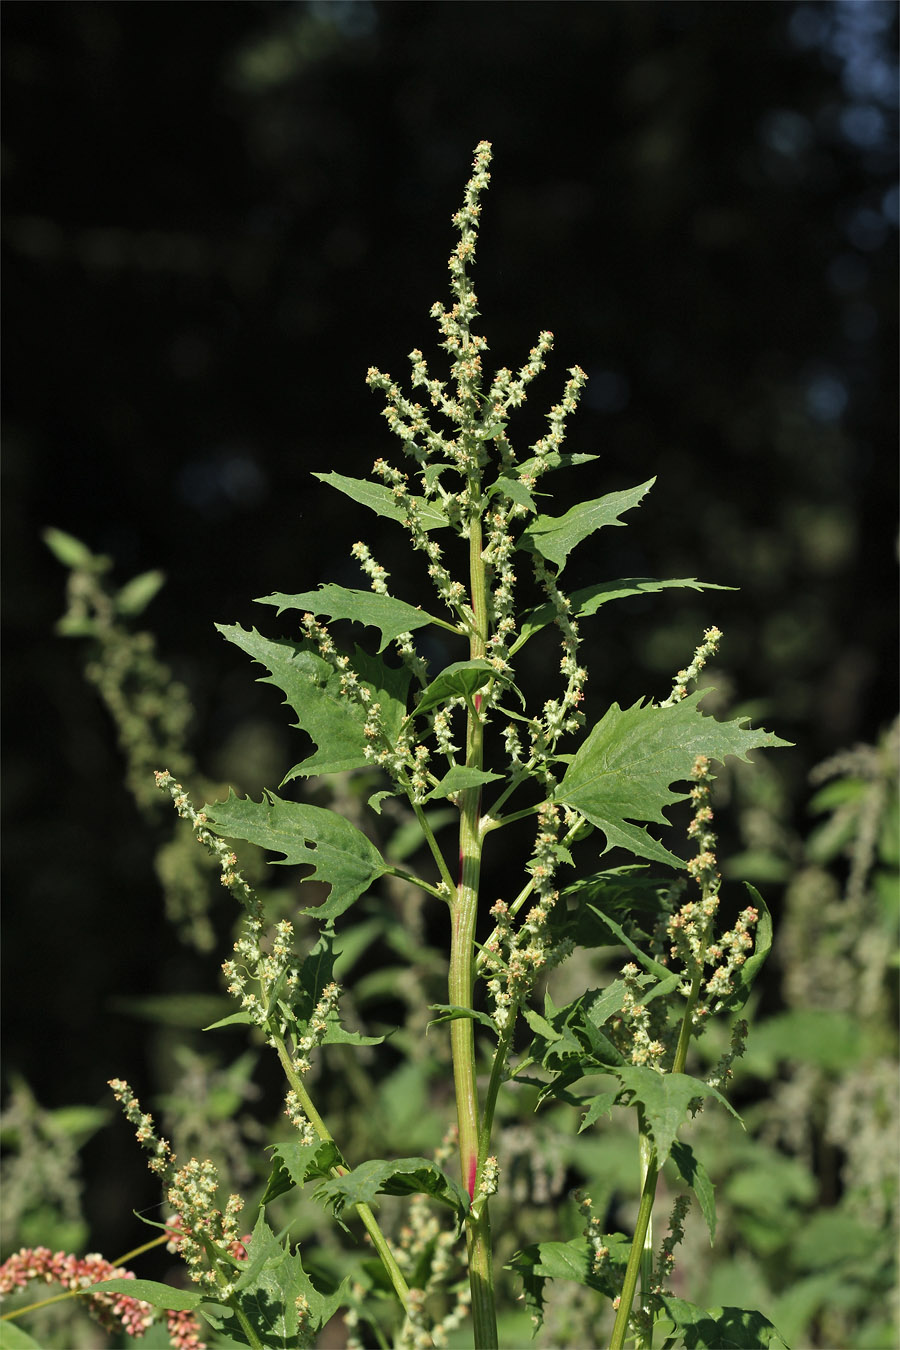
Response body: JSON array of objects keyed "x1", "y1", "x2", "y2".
[
  {"x1": 555, "y1": 693, "x2": 791, "y2": 868},
  {"x1": 203, "y1": 790, "x2": 388, "y2": 919}
]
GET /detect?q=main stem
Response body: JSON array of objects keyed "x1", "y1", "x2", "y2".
[{"x1": 448, "y1": 505, "x2": 498, "y2": 1349}]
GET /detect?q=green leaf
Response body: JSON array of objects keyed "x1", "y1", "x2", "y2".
[
  {"x1": 203, "y1": 1213, "x2": 350, "y2": 1348},
  {"x1": 414, "y1": 659, "x2": 496, "y2": 715},
  {"x1": 658, "y1": 1297, "x2": 789, "y2": 1349},
  {"x1": 519, "y1": 479, "x2": 655, "y2": 572},
  {"x1": 586, "y1": 906, "x2": 675, "y2": 981},
  {"x1": 262, "y1": 1139, "x2": 344, "y2": 1206},
  {"x1": 506, "y1": 1235, "x2": 629, "y2": 1331},
  {"x1": 515, "y1": 450, "x2": 600, "y2": 477},
  {"x1": 0, "y1": 1323, "x2": 44, "y2": 1349},
  {"x1": 670, "y1": 1139, "x2": 717, "y2": 1244},
  {"x1": 515, "y1": 576, "x2": 732, "y2": 649},
  {"x1": 427, "y1": 1003, "x2": 498, "y2": 1032},
  {"x1": 203, "y1": 790, "x2": 388, "y2": 920},
  {"x1": 314, "y1": 1157, "x2": 469, "y2": 1228},
  {"x1": 614, "y1": 1066, "x2": 742, "y2": 1164},
  {"x1": 313, "y1": 471, "x2": 448, "y2": 531},
  {"x1": 216, "y1": 624, "x2": 411, "y2": 779},
  {"x1": 487, "y1": 473, "x2": 538, "y2": 512},
  {"x1": 88, "y1": 1278, "x2": 202, "y2": 1311},
  {"x1": 256, "y1": 584, "x2": 446, "y2": 652},
  {"x1": 555, "y1": 693, "x2": 791, "y2": 868},
  {"x1": 424, "y1": 765, "x2": 502, "y2": 801},
  {"x1": 578, "y1": 1089, "x2": 618, "y2": 1132},
  {"x1": 115, "y1": 569, "x2": 166, "y2": 615}
]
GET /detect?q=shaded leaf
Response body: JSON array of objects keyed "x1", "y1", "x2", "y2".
[
  {"x1": 0, "y1": 1325, "x2": 48, "y2": 1349},
  {"x1": 555, "y1": 693, "x2": 791, "y2": 868},
  {"x1": 427, "y1": 1003, "x2": 498, "y2": 1032},
  {"x1": 203, "y1": 790, "x2": 388, "y2": 920},
  {"x1": 256, "y1": 584, "x2": 445, "y2": 653},
  {"x1": 506, "y1": 1235, "x2": 629, "y2": 1331},
  {"x1": 519, "y1": 479, "x2": 655, "y2": 572},
  {"x1": 313, "y1": 1157, "x2": 469, "y2": 1229},
  {"x1": 658, "y1": 1297, "x2": 790, "y2": 1349},
  {"x1": 670, "y1": 1139, "x2": 717, "y2": 1244},
  {"x1": 586, "y1": 905, "x2": 674, "y2": 981},
  {"x1": 578, "y1": 1089, "x2": 618, "y2": 1132},
  {"x1": 313, "y1": 471, "x2": 448, "y2": 530}
]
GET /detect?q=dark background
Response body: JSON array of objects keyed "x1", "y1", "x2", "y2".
[{"x1": 3, "y1": 0, "x2": 897, "y2": 1261}]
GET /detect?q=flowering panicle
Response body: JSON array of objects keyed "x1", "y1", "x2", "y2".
[
  {"x1": 166, "y1": 1157, "x2": 246, "y2": 1295},
  {"x1": 154, "y1": 771, "x2": 261, "y2": 920},
  {"x1": 108, "y1": 1077, "x2": 175, "y2": 1180},
  {"x1": 530, "y1": 556, "x2": 587, "y2": 756},
  {"x1": 486, "y1": 330, "x2": 555, "y2": 423},
  {"x1": 0, "y1": 1247, "x2": 155, "y2": 1340},
  {"x1": 575, "y1": 1190, "x2": 612, "y2": 1277},
  {"x1": 652, "y1": 1193, "x2": 692, "y2": 1295},
  {"x1": 482, "y1": 803, "x2": 573, "y2": 1029},
  {"x1": 661, "y1": 626, "x2": 722, "y2": 707},
  {"x1": 610, "y1": 962, "x2": 670, "y2": 1069},
  {"x1": 108, "y1": 1080, "x2": 249, "y2": 1304},
  {"x1": 529, "y1": 363, "x2": 589, "y2": 466}
]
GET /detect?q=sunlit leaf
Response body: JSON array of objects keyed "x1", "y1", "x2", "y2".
[
  {"x1": 555, "y1": 693, "x2": 791, "y2": 868},
  {"x1": 203, "y1": 790, "x2": 388, "y2": 920},
  {"x1": 256, "y1": 584, "x2": 445, "y2": 652},
  {"x1": 519, "y1": 479, "x2": 655, "y2": 572},
  {"x1": 313, "y1": 471, "x2": 448, "y2": 530}
]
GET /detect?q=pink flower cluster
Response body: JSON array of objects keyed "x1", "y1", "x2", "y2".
[{"x1": 0, "y1": 1246, "x2": 205, "y2": 1349}]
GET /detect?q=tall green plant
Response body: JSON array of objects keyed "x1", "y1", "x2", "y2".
[{"x1": 6, "y1": 142, "x2": 791, "y2": 1350}]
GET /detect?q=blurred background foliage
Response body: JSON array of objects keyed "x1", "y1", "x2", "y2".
[{"x1": 1, "y1": 2, "x2": 897, "y2": 1347}]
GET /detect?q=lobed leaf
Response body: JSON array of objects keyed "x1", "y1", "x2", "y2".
[
  {"x1": 506, "y1": 1235, "x2": 630, "y2": 1331},
  {"x1": 313, "y1": 1157, "x2": 469, "y2": 1229},
  {"x1": 555, "y1": 693, "x2": 791, "y2": 868},
  {"x1": 203, "y1": 790, "x2": 388, "y2": 920},
  {"x1": 657, "y1": 1297, "x2": 790, "y2": 1349},
  {"x1": 518, "y1": 479, "x2": 655, "y2": 572},
  {"x1": 313, "y1": 470, "x2": 449, "y2": 530},
  {"x1": 216, "y1": 624, "x2": 411, "y2": 780},
  {"x1": 256, "y1": 584, "x2": 445, "y2": 653},
  {"x1": 614, "y1": 1066, "x2": 742, "y2": 1165}
]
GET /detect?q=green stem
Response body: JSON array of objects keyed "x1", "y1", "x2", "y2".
[
  {"x1": 446, "y1": 503, "x2": 499, "y2": 1349},
  {"x1": 609, "y1": 1153, "x2": 660, "y2": 1350},
  {"x1": 410, "y1": 797, "x2": 456, "y2": 894},
  {"x1": 273, "y1": 1042, "x2": 415, "y2": 1321}
]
